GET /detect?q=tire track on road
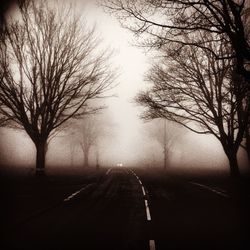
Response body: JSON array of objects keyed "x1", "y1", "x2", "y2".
[{"x1": 189, "y1": 182, "x2": 229, "y2": 198}]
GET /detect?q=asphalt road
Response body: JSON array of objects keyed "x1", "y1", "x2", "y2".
[{"x1": 1, "y1": 167, "x2": 250, "y2": 250}]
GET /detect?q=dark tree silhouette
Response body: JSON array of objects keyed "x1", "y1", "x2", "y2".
[
  {"x1": 0, "y1": 1, "x2": 114, "y2": 175},
  {"x1": 105, "y1": 0, "x2": 250, "y2": 82},
  {"x1": 136, "y1": 36, "x2": 249, "y2": 178}
]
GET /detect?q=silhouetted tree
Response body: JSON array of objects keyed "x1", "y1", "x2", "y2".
[
  {"x1": 0, "y1": 0, "x2": 114, "y2": 175},
  {"x1": 105, "y1": 0, "x2": 250, "y2": 82},
  {"x1": 79, "y1": 116, "x2": 100, "y2": 168},
  {"x1": 145, "y1": 119, "x2": 182, "y2": 169},
  {"x1": 136, "y1": 35, "x2": 249, "y2": 178}
]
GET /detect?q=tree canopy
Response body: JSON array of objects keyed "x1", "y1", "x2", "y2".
[{"x1": 105, "y1": 0, "x2": 250, "y2": 81}]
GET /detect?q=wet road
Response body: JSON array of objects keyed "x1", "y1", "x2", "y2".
[{"x1": 1, "y1": 168, "x2": 250, "y2": 250}]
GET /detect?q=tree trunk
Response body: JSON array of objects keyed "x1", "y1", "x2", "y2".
[
  {"x1": 246, "y1": 126, "x2": 250, "y2": 165},
  {"x1": 226, "y1": 150, "x2": 240, "y2": 178},
  {"x1": 35, "y1": 140, "x2": 46, "y2": 176},
  {"x1": 96, "y1": 149, "x2": 100, "y2": 170},
  {"x1": 164, "y1": 149, "x2": 167, "y2": 170},
  {"x1": 163, "y1": 119, "x2": 167, "y2": 170},
  {"x1": 83, "y1": 150, "x2": 89, "y2": 167}
]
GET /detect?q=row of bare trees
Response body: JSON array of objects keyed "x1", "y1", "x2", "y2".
[
  {"x1": 137, "y1": 35, "x2": 249, "y2": 177},
  {"x1": 105, "y1": 0, "x2": 250, "y2": 178},
  {"x1": 0, "y1": 0, "x2": 115, "y2": 175},
  {"x1": 0, "y1": 0, "x2": 249, "y2": 177}
]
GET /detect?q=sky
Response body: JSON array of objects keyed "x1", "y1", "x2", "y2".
[
  {"x1": 81, "y1": 1, "x2": 155, "y2": 165},
  {"x1": 0, "y1": 0, "x2": 249, "y2": 173}
]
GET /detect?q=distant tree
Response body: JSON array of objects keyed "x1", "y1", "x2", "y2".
[
  {"x1": 68, "y1": 114, "x2": 104, "y2": 168},
  {"x1": 145, "y1": 119, "x2": 182, "y2": 169},
  {"x1": 0, "y1": 0, "x2": 114, "y2": 175},
  {"x1": 105, "y1": 0, "x2": 250, "y2": 82},
  {"x1": 69, "y1": 135, "x2": 76, "y2": 167},
  {"x1": 136, "y1": 35, "x2": 249, "y2": 178},
  {"x1": 79, "y1": 116, "x2": 101, "y2": 168}
]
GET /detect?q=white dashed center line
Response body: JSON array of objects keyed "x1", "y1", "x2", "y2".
[
  {"x1": 149, "y1": 240, "x2": 156, "y2": 250},
  {"x1": 144, "y1": 199, "x2": 152, "y2": 221},
  {"x1": 141, "y1": 186, "x2": 146, "y2": 196},
  {"x1": 129, "y1": 169, "x2": 156, "y2": 250}
]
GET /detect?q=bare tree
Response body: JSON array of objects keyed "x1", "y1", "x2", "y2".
[
  {"x1": 136, "y1": 36, "x2": 249, "y2": 178},
  {"x1": 79, "y1": 116, "x2": 100, "y2": 168},
  {"x1": 0, "y1": 1, "x2": 114, "y2": 175},
  {"x1": 68, "y1": 115, "x2": 102, "y2": 168},
  {"x1": 145, "y1": 119, "x2": 182, "y2": 169},
  {"x1": 104, "y1": 0, "x2": 250, "y2": 82}
]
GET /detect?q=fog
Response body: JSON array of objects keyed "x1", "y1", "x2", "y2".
[{"x1": 0, "y1": 0, "x2": 248, "y2": 175}]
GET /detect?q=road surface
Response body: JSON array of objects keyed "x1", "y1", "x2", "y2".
[{"x1": 1, "y1": 167, "x2": 250, "y2": 249}]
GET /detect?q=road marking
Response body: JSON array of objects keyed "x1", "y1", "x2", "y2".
[
  {"x1": 141, "y1": 186, "x2": 146, "y2": 196},
  {"x1": 149, "y1": 240, "x2": 156, "y2": 250},
  {"x1": 64, "y1": 191, "x2": 81, "y2": 201},
  {"x1": 129, "y1": 170, "x2": 152, "y2": 220},
  {"x1": 144, "y1": 199, "x2": 152, "y2": 221},
  {"x1": 64, "y1": 184, "x2": 92, "y2": 202},
  {"x1": 190, "y1": 182, "x2": 229, "y2": 198},
  {"x1": 129, "y1": 169, "x2": 156, "y2": 250},
  {"x1": 106, "y1": 168, "x2": 112, "y2": 175}
]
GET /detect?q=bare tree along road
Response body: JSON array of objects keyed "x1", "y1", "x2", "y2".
[{"x1": 1, "y1": 168, "x2": 250, "y2": 250}]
